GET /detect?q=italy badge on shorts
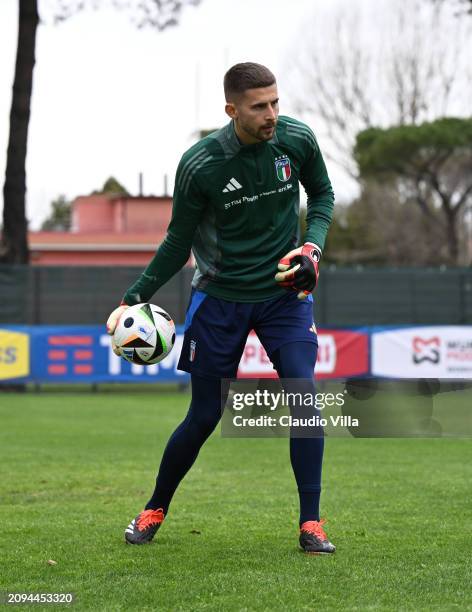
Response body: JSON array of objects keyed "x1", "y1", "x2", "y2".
[{"x1": 275, "y1": 155, "x2": 291, "y2": 182}]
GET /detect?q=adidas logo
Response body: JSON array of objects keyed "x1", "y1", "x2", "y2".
[{"x1": 223, "y1": 177, "x2": 243, "y2": 193}]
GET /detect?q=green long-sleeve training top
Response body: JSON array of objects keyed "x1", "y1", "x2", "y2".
[{"x1": 123, "y1": 115, "x2": 334, "y2": 305}]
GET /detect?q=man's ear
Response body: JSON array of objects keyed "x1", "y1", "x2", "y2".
[{"x1": 225, "y1": 102, "x2": 237, "y2": 119}]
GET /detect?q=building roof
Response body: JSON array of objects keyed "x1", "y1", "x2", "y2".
[{"x1": 29, "y1": 232, "x2": 162, "y2": 252}]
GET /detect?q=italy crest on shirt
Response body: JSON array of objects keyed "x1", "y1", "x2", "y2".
[{"x1": 275, "y1": 155, "x2": 291, "y2": 182}]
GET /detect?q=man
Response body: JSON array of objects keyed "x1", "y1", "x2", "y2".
[{"x1": 107, "y1": 63, "x2": 335, "y2": 554}]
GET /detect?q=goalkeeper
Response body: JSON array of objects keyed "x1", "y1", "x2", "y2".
[{"x1": 107, "y1": 63, "x2": 335, "y2": 554}]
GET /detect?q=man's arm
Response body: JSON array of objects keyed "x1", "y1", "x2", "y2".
[
  {"x1": 299, "y1": 130, "x2": 334, "y2": 251},
  {"x1": 275, "y1": 122, "x2": 334, "y2": 299},
  {"x1": 122, "y1": 160, "x2": 207, "y2": 305}
]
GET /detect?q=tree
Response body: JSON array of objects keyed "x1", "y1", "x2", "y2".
[
  {"x1": 322, "y1": 199, "x2": 390, "y2": 265},
  {"x1": 52, "y1": 0, "x2": 201, "y2": 29},
  {"x1": 432, "y1": 0, "x2": 472, "y2": 14},
  {"x1": 41, "y1": 195, "x2": 72, "y2": 231},
  {"x1": 93, "y1": 176, "x2": 130, "y2": 196},
  {"x1": 0, "y1": 0, "x2": 202, "y2": 264},
  {"x1": 354, "y1": 118, "x2": 472, "y2": 264},
  {"x1": 288, "y1": 0, "x2": 472, "y2": 181},
  {"x1": 324, "y1": 183, "x2": 453, "y2": 266},
  {"x1": 1, "y1": 0, "x2": 39, "y2": 263}
]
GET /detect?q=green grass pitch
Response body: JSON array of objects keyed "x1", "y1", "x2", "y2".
[{"x1": 0, "y1": 390, "x2": 471, "y2": 611}]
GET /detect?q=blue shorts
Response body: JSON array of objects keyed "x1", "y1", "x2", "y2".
[{"x1": 177, "y1": 290, "x2": 318, "y2": 378}]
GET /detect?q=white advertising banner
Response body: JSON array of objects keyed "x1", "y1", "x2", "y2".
[{"x1": 372, "y1": 326, "x2": 472, "y2": 378}]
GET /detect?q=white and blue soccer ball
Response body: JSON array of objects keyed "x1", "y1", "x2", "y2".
[{"x1": 113, "y1": 303, "x2": 176, "y2": 365}]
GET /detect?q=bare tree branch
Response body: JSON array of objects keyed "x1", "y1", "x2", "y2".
[
  {"x1": 46, "y1": 0, "x2": 201, "y2": 29},
  {"x1": 285, "y1": 0, "x2": 472, "y2": 181}
]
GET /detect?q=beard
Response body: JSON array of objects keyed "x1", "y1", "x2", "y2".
[
  {"x1": 258, "y1": 124, "x2": 276, "y2": 141},
  {"x1": 240, "y1": 120, "x2": 276, "y2": 142}
]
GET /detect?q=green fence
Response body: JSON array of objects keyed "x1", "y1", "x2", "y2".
[
  {"x1": 0, "y1": 265, "x2": 471, "y2": 325},
  {"x1": 315, "y1": 267, "x2": 472, "y2": 326}
]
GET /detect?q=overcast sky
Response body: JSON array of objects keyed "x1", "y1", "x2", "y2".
[
  {"x1": 1, "y1": 0, "x2": 468, "y2": 230},
  {"x1": 0, "y1": 0, "x2": 361, "y2": 229}
]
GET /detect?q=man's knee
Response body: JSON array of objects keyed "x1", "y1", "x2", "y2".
[
  {"x1": 273, "y1": 342, "x2": 318, "y2": 378},
  {"x1": 188, "y1": 374, "x2": 224, "y2": 436},
  {"x1": 190, "y1": 405, "x2": 221, "y2": 435}
]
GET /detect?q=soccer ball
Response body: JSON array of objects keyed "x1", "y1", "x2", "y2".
[{"x1": 113, "y1": 303, "x2": 176, "y2": 365}]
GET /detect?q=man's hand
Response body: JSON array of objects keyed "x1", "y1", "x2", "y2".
[
  {"x1": 275, "y1": 243, "x2": 321, "y2": 299},
  {"x1": 106, "y1": 304, "x2": 129, "y2": 356}
]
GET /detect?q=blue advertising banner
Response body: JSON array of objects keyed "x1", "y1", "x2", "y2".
[{"x1": 0, "y1": 325, "x2": 189, "y2": 384}]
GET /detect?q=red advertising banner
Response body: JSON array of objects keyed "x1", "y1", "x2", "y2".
[{"x1": 237, "y1": 329, "x2": 369, "y2": 379}]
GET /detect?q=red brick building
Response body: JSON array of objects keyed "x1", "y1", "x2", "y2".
[{"x1": 29, "y1": 194, "x2": 174, "y2": 266}]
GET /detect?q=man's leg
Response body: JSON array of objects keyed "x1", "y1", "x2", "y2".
[
  {"x1": 254, "y1": 292, "x2": 335, "y2": 553},
  {"x1": 125, "y1": 291, "x2": 251, "y2": 545},
  {"x1": 272, "y1": 341, "x2": 335, "y2": 553},
  {"x1": 271, "y1": 341, "x2": 324, "y2": 525},
  {"x1": 125, "y1": 374, "x2": 224, "y2": 544},
  {"x1": 146, "y1": 374, "x2": 224, "y2": 513}
]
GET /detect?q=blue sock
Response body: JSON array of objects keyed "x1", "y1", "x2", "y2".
[
  {"x1": 271, "y1": 341, "x2": 324, "y2": 525},
  {"x1": 145, "y1": 374, "x2": 223, "y2": 514}
]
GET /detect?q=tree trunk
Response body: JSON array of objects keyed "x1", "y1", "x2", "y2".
[
  {"x1": 444, "y1": 208, "x2": 459, "y2": 264},
  {"x1": 0, "y1": 0, "x2": 39, "y2": 264}
]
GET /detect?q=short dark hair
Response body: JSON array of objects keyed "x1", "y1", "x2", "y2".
[{"x1": 224, "y1": 62, "x2": 276, "y2": 100}]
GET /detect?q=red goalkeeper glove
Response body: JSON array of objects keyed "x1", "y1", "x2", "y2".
[{"x1": 274, "y1": 242, "x2": 321, "y2": 299}]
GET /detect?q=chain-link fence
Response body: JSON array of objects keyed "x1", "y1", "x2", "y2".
[{"x1": 1, "y1": 265, "x2": 471, "y2": 325}]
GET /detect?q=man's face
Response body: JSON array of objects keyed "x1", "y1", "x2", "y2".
[{"x1": 225, "y1": 83, "x2": 279, "y2": 145}]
